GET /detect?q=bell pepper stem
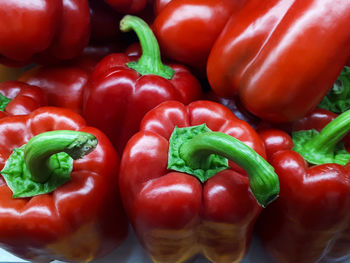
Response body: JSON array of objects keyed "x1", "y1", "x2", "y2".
[
  {"x1": 308, "y1": 110, "x2": 350, "y2": 153},
  {"x1": 176, "y1": 130, "x2": 279, "y2": 207},
  {"x1": 24, "y1": 130, "x2": 97, "y2": 183},
  {"x1": 293, "y1": 109, "x2": 350, "y2": 165},
  {"x1": 0, "y1": 93, "x2": 11, "y2": 111},
  {"x1": 120, "y1": 15, "x2": 174, "y2": 79}
]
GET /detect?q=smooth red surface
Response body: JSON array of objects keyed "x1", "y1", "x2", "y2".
[
  {"x1": 153, "y1": 0, "x2": 245, "y2": 73},
  {"x1": 83, "y1": 53, "x2": 202, "y2": 154},
  {"x1": 0, "y1": 0, "x2": 90, "y2": 64},
  {"x1": 154, "y1": 0, "x2": 172, "y2": 14},
  {"x1": 207, "y1": 0, "x2": 350, "y2": 122},
  {"x1": 120, "y1": 100, "x2": 266, "y2": 263},
  {"x1": 0, "y1": 107, "x2": 128, "y2": 262},
  {"x1": 19, "y1": 60, "x2": 95, "y2": 115},
  {"x1": 0, "y1": 81, "x2": 47, "y2": 118},
  {"x1": 257, "y1": 128, "x2": 350, "y2": 263}
]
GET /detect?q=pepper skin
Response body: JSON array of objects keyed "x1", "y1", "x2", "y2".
[
  {"x1": 154, "y1": 0, "x2": 171, "y2": 14},
  {"x1": 153, "y1": 0, "x2": 246, "y2": 73},
  {"x1": 257, "y1": 111, "x2": 350, "y2": 263},
  {"x1": 119, "y1": 100, "x2": 280, "y2": 263},
  {"x1": 19, "y1": 58, "x2": 96, "y2": 115},
  {"x1": 0, "y1": 0, "x2": 90, "y2": 65},
  {"x1": 0, "y1": 81, "x2": 47, "y2": 119},
  {"x1": 0, "y1": 107, "x2": 128, "y2": 262},
  {"x1": 83, "y1": 16, "x2": 202, "y2": 154},
  {"x1": 291, "y1": 108, "x2": 350, "y2": 263},
  {"x1": 207, "y1": 0, "x2": 350, "y2": 122}
]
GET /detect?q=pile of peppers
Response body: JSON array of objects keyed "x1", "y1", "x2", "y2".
[{"x1": 0, "y1": 0, "x2": 350, "y2": 263}]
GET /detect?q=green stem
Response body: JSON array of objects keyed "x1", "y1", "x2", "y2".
[
  {"x1": 24, "y1": 130, "x2": 97, "y2": 183},
  {"x1": 293, "y1": 109, "x2": 350, "y2": 165},
  {"x1": 168, "y1": 125, "x2": 279, "y2": 207},
  {"x1": 0, "y1": 93, "x2": 11, "y2": 111},
  {"x1": 308, "y1": 111, "x2": 350, "y2": 153},
  {"x1": 120, "y1": 15, "x2": 174, "y2": 79}
]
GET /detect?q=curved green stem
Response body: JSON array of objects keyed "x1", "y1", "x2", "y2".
[
  {"x1": 168, "y1": 125, "x2": 279, "y2": 207},
  {"x1": 120, "y1": 15, "x2": 174, "y2": 79},
  {"x1": 24, "y1": 130, "x2": 97, "y2": 183},
  {"x1": 0, "y1": 93, "x2": 11, "y2": 111},
  {"x1": 293, "y1": 109, "x2": 350, "y2": 165}
]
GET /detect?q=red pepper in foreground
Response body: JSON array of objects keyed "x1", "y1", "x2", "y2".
[
  {"x1": 207, "y1": 0, "x2": 350, "y2": 122},
  {"x1": 119, "y1": 100, "x2": 279, "y2": 263},
  {"x1": 257, "y1": 110, "x2": 350, "y2": 263},
  {"x1": 0, "y1": 107, "x2": 128, "y2": 262},
  {"x1": 0, "y1": 0, "x2": 90, "y2": 65},
  {"x1": 0, "y1": 81, "x2": 47, "y2": 119},
  {"x1": 153, "y1": 0, "x2": 245, "y2": 73},
  {"x1": 83, "y1": 15, "x2": 201, "y2": 154}
]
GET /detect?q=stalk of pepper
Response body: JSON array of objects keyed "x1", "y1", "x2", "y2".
[
  {"x1": 152, "y1": 0, "x2": 246, "y2": 74},
  {"x1": 0, "y1": 81, "x2": 47, "y2": 118},
  {"x1": 119, "y1": 100, "x2": 279, "y2": 263},
  {"x1": 83, "y1": 15, "x2": 201, "y2": 154},
  {"x1": 0, "y1": 0, "x2": 90, "y2": 65},
  {"x1": 257, "y1": 109, "x2": 350, "y2": 263},
  {"x1": 0, "y1": 107, "x2": 128, "y2": 262},
  {"x1": 207, "y1": 0, "x2": 350, "y2": 122}
]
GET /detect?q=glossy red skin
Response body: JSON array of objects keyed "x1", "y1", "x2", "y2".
[
  {"x1": 257, "y1": 129, "x2": 350, "y2": 263},
  {"x1": 0, "y1": 0, "x2": 90, "y2": 64},
  {"x1": 0, "y1": 81, "x2": 47, "y2": 118},
  {"x1": 207, "y1": 0, "x2": 350, "y2": 122},
  {"x1": 0, "y1": 107, "x2": 128, "y2": 262},
  {"x1": 292, "y1": 108, "x2": 350, "y2": 262},
  {"x1": 154, "y1": 0, "x2": 172, "y2": 14},
  {"x1": 83, "y1": 53, "x2": 202, "y2": 154},
  {"x1": 120, "y1": 100, "x2": 266, "y2": 263},
  {"x1": 36, "y1": 0, "x2": 90, "y2": 62},
  {"x1": 153, "y1": 0, "x2": 246, "y2": 73},
  {"x1": 19, "y1": 60, "x2": 94, "y2": 115}
]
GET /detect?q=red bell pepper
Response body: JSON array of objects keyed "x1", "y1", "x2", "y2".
[
  {"x1": 119, "y1": 100, "x2": 279, "y2": 263},
  {"x1": 152, "y1": 0, "x2": 246, "y2": 74},
  {"x1": 0, "y1": 0, "x2": 90, "y2": 65},
  {"x1": 154, "y1": 0, "x2": 171, "y2": 14},
  {"x1": 83, "y1": 15, "x2": 202, "y2": 154},
  {"x1": 207, "y1": 0, "x2": 350, "y2": 122},
  {"x1": 19, "y1": 58, "x2": 95, "y2": 115},
  {"x1": 257, "y1": 110, "x2": 350, "y2": 263},
  {"x1": 0, "y1": 81, "x2": 47, "y2": 118},
  {"x1": 0, "y1": 106, "x2": 128, "y2": 262}
]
